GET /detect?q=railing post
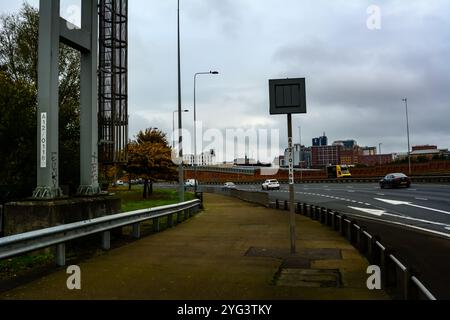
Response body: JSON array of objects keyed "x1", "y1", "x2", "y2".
[
  {"x1": 101, "y1": 231, "x2": 111, "y2": 250},
  {"x1": 153, "y1": 217, "x2": 160, "y2": 232},
  {"x1": 275, "y1": 200, "x2": 279, "y2": 210},
  {"x1": 132, "y1": 223, "x2": 141, "y2": 239},
  {"x1": 403, "y1": 268, "x2": 411, "y2": 300},
  {"x1": 167, "y1": 214, "x2": 174, "y2": 228},
  {"x1": 177, "y1": 210, "x2": 182, "y2": 223},
  {"x1": 331, "y1": 211, "x2": 336, "y2": 230},
  {"x1": 320, "y1": 208, "x2": 326, "y2": 225},
  {"x1": 55, "y1": 243, "x2": 66, "y2": 267},
  {"x1": 284, "y1": 200, "x2": 288, "y2": 211}
]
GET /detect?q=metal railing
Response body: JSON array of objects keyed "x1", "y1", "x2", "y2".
[
  {"x1": 0, "y1": 199, "x2": 202, "y2": 267},
  {"x1": 271, "y1": 200, "x2": 437, "y2": 300}
]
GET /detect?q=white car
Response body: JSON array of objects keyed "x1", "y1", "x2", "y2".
[
  {"x1": 185, "y1": 179, "x2": 198, "y2": 187},
  {"x1": 222, "y1": 182, "x2": 237, "y2": 190},
  {"x1": 262, "y1": 179, "x2": 280, "y2": 191}
]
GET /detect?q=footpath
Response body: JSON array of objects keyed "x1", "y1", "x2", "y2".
[{"x1": 0, "y1": 193, "x2": 388, "y2": 300}]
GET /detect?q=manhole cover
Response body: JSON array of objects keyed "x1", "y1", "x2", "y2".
[{"x1": 275, "y1": 269, "x2": 342, "y2": 288}]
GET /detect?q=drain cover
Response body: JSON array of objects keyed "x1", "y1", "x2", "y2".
[{"x1": 276, "y1": 269, "x2": 342, "y2": 288}]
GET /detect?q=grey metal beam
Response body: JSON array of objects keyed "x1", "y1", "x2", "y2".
[
  {"x1": 78, "y1": 0, "x2": 100, "y2": 196},
  {"x1": 59, "y1": 17, "x2": 91, "y2": 53},
  {"x1": 33, "y1": 0, "x2": 63, "y2": 199}
]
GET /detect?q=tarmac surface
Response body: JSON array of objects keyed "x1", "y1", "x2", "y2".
[{"x1": 0, "y1": 194, "x2": 388, "y2": 300}]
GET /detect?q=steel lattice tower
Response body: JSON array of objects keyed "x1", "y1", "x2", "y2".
[{"x1": 98, "y1": 0, "x2": 128, "y2": 165}]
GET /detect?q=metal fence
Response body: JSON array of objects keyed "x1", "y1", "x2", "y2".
[
  {"x1": 0, "y1": 199, "x2": 202, "y2": 267},
  {"x1": 271, "y1": 200, "x2": 437, "y2": 300}
]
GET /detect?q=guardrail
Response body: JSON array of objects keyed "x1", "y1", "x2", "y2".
[
  {"x1": 271, "y1": 200, "x2": 437, "y2": 300},
  {"x1": 0, "y1": 199, "x2": 202, "y2": 267}
]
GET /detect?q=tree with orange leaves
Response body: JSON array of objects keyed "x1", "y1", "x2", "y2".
[{"x1": 126, "y1": 128, "x2": 177, "y2": 198}]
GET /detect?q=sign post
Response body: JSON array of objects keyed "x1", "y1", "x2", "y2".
[
  {"x1": 287, "y1": 114, "x2": 296, "y2": 254},
  {"x1": 269, "y1": 78, "x2": 307, "y2": 255}
]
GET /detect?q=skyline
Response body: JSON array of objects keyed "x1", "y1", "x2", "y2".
[{"x1": 2, "y1": 0, "x2": 449, "y2": 162}]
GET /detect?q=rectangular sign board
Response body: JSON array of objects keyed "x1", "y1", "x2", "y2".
[{"x1": 269, "y1": 78, "x2": 306, "y2": 115}]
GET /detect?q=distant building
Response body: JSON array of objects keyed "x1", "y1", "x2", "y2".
[
  {"x1": 311, "y1": 145, "x2": 341, "y2": 168},
  {"x1": 234, "y1": 156, "x2": 257, "y2": 166},
  {"x1": 184, "y1": 149, "x2": 216, "y2": 166},
  {"x1": 333, "y1": 140, "x2": 357, "y2": 149},
  {"x1": 312, "y1": 133, "x2": 328, "y2": 147},
  {"x1": 410, "y1": 145, "x2": 448, "y2": 160},
  {"x1": 361, "y1": 147, "x2": 377, "y2": 156},
  {"x1": 283, "y1": 144, "x2": 312, "y2": 168}
]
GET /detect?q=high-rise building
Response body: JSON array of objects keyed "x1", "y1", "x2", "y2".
[{"x1": 312, "y1": 133, "x2": 328, "y2": 147}]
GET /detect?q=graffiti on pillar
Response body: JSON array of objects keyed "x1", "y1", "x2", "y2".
[{"x1": 51, "y1": 152, "x2": 58, "y2": 188}]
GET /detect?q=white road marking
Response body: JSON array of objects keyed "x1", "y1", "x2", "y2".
[
  {"x1": 348, "y1": 207, "x2": 385, "y2": 216},
  {"x1": 375, "y1": 198, "x2": 450, "y2": 216},
  {"x1": 348, "y1": 190, "x2": 355, "y2": 193},
  {"x1": 415, "y1": 198, "x2": 428, "y2": 201},
  {"x1": 349, "y1": 207, "x2": 450, "y2": 229},
  {"x1": 377, "y1": 193, "x2": 385, "y2": 196}
]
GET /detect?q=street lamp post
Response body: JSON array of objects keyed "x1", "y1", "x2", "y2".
[
  {"x1": 402, "y1": 98, "x2": 412, "y2": 175},
  {"x1": 379, "y1": 143, "x2": 383, "y2": 166},
  {"x1": 173, "y1": 109, "x2": 189, "y2": 149},
  {"x1": 193, "y1": 71, "x2": 219, "y2": 193},
  {"x1": 177, "y1": 0, "x2": 184, "y2": 202}
]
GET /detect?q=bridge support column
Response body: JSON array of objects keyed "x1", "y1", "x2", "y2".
[
  {"x1": 78, "y1": 0, "x2": 100, "y2": 196},
  {"x1": 33, "y1": 0, "x2": 62, "y2": 199}
]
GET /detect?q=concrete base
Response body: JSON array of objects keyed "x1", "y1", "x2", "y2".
[{"x1": 3, "y1": 195, "x2": 121, "y2": 236}]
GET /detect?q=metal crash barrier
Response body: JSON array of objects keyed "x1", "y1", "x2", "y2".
[{"x1": 0, "y1": 199, "x2": 202, "y2": 267}]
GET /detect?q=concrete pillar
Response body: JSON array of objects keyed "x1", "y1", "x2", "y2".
[
  {"x1": 33, "y1": 0, "x2": 63, "y2": 199},
  {"x1": 78, "y1": 0, "x2": 100, "y2": 196}
]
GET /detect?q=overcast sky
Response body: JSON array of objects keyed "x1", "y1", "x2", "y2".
[{"x1": 2, "y1": 0, "x2": 449, "y2": 161}]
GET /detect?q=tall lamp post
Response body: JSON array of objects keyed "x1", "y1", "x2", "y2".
[
  {"x1": 193, "y1": 71, "x2": 219, "y2": 192},
  {"x1": 402, "y1": 98, "x2": 412, "y2": 175},
  {"x1": 379, "y1": 143, "x2": 383, "y2": 166},
  {"x1": 173, "y1": 109, "x2": 189, "y2": 149},
  {"x1": 177, "y1": 0, "x2": 184, "y2": 202}
]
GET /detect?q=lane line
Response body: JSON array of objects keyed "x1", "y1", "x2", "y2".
[
  {"x1": 375, "y1": 198, "x2": 450, "y2": 216},
  {"x1": 348, "y1": 207, "x2": 450, "y2": 229}
]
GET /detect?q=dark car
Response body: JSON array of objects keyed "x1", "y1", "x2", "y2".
[{"x1": 379, "y1": 173, "x2": 411, "y2": 189}]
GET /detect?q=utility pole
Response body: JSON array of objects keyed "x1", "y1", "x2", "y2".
[
  {"x1": 177, "y1": 0, "x2": 184, "y2": 202},
  {"x1": 403, "y1": 98, "x2": 412, "y2": 175}
]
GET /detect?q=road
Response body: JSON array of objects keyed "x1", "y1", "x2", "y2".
[{"x1": 237, "y1": 183, "x2": 450, "y2": 237}]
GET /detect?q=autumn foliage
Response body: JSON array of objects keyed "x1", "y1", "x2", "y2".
[{"x1": 126, "y1": 129, "x2": 177, "y2": 198}]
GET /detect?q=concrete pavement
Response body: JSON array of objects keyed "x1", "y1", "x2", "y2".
[{"x1": 0, "y1": 194, "x2": 388, "y2": 300}]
